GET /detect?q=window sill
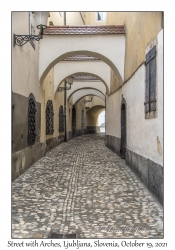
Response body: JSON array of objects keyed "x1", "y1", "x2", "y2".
[{"x1": 145, "y1": 110, "x2": 157, "y2": 119}]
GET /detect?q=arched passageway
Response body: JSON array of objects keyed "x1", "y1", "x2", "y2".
[
  {"x1": 72, "y1": 89, "x2": 105, "y2": 105},
  {"x1": 39, "y1": 26, "x2": 125, "y2": 88},
  {"x1": 86, "y1": 105, "x2": 105, "y2": 134},
  {"x1": 54, "y1": 61, "x2": 111, "y2": 93},
  {"x1": 99, "y1": 110, "x2": 106, "y2": 132}
]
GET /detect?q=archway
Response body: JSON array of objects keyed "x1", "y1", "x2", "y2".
[
  {"x1": 68, "y1": 86, "x2": 105, "y2": 102},
  {"x1": 99, "y1": 110, "x2": 106, "y2": 133},
  {"x1": 72, "y1": 89, "x2": 105, "y2": 105},
  {"x1": 39, "y1": 29, "x2": 125, "y2": 86},
  {"x1": 54, "y1": 61, "x2": 111, "y2": 94}
]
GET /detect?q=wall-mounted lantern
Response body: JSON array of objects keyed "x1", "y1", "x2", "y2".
[
  {"x1": 14, "y1": 12, "x2": 49, "y2": 46},
  {"x1": 58, "y1": 76, "x2": 75, "y2": 92},
  {"x1": 84, "y1": 95, "x2": 93, "y2": 103}
]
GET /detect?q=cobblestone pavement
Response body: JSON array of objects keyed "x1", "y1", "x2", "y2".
[{"x1": 12, "y1": 134, "x2": 163, "y2": 239}]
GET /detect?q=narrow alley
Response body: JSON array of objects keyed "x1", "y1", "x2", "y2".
[{"x1": 12, "y1": 134, "x2": 163, "y2": 239}]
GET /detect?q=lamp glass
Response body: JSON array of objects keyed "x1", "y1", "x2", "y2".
[
  {"x1": 66, "y1": 76, "x2": 74, "y2": 85},
  {"x1": 34, "y1": 12, "x2": 49, "y2": 26}
]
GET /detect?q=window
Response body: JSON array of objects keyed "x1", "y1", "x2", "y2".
[
  {"x1": 97, "y1": 12, "x2": 106, "y2": 21},
  {"x1": 144, "y1": 45, "x2": 156, "y2": 117},
  {"x1": 28, "y1": 93, "x2": 37, "y2": 144},
  {"x1": 29, "y1": 12, "x2": 36, "y2": 49},
  {"x1": 46, "y1": 100, "x2": 54, "y2": 135},
  {"x1": 59, "y1": 105, "x2": 64, "y2": 132}
]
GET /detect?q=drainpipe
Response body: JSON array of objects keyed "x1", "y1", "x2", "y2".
[{"x1": 64, "y1": 12, "x2": 67, "y2": 142}]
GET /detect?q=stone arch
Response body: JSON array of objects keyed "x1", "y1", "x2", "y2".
[
  {"x1": 55, "y1": 72, "x2": 109, "y2": 94},
  {"x1": 53, "y1": 60, "x2": 111, "y2": 94},
  {"x1": 67, "y1": 86, "x2": 105, "y2": 101},
  {"x1": 67, "y1": 87, "x2": 105, "y2": 100},
  {"x1": 86, "y1": 105, "x2": 106, "y2": 133},
  {"x1": 74, "y1": 94, "x2": 104, "y2": 106},
  {"x1": 71, "y1": 89, "x2": 105, "y2": 105},
  {"x1": 40, "y1": 50, "x2": 124, "y2": 87}
]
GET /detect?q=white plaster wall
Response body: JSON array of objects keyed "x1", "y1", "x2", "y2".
[
  {"x1": 39, "y1": 35, "x2": 125, "y2": 84},
  {"x1": 67, "y1": 81, "x2": 106, "y2": 100},
  {"x1": 72, "y1": 89, "x2": 105, "y2": 105},
  {"x1": 106, "y1": 29, "x2": 163, "y2": 166},
  {"x1": 54, "y1": 61, "x2": 111, "y2": 93}
]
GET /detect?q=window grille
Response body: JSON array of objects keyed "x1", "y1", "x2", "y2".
[
  {"x1": 46, "y1": 100, "x2": 54, "y2": 135},
  {"x1": 28, "y1": 93, "x2": 37, "y2": 141},
  {"x1": 145, "y1": 45, "x2": 156, "y2": 113},
  {"x1": 59, "y1": 105, "x2": 64, "y2": 132}
]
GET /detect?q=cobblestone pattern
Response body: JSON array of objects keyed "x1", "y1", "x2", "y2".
[{"x1": 12, "y1": 134, "x2": 163, "y2": 239}]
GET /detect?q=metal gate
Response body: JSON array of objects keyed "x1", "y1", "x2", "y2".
[{"x1": 120, "y1": 103, "x2": 126, "y2": 159}]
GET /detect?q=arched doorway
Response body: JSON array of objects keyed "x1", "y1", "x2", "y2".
[
  {"x1": 72, "y1": 105, "x2": 76, "y2": 137},
  {"x1": 99, "y1": 110, "x2": 106, "y2": 132},
  {"x1": 120, "y1": 102, "x2": 126, "y2": 159}
]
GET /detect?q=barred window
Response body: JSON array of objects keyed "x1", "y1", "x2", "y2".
[
  {"x1": 59, "y1": 105, "x2": 64, "y2": 132},
  {"x1": 46, "y1": 100, "x2": 54, "y2": 135},
  {"x1": 144, "y1": 45, "x2": 156, "y2": 115},
  {"x1": 28, "y1": 93, "x2": 37, "y2": 142}
]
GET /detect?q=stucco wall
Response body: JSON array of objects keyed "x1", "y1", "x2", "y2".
[
  {"x1": 48, "y1": 12, "x2": 63, "y2": 25},
  {"x1": 12, "y1": 12, "x2": 41, "y2": 103},
  {"x1": 48, "y1": 12, "x2": 84, "y2": 26},
  {"x1": 75, "y1": 98, "x2": 86, "y2": 130},
  {"x1": 66, "y1": 12, "x2": 84, "y2": 25},
  {"x1": 41, "y1": 68, "x2": 65, "y2": 142},
  {"x1": 106, "y1": 29, "x2": 163, "y2": 166},
  {"x1": 85, "y1": 12, "x2": 106, "y2": 25},
  {"x1": 106, "y1": 12, "x2": 162, "y2": 82}
]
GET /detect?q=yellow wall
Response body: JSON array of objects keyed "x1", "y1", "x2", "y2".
[
  {"x1": 48, "y1": 12, "x2": 84, "y2": 26},
  {"x1": 106, "y1": 12, "x2": 162, "y2": 82},
  {"x1": 85, "y1": 12, "x2": 106, "y2": 25},
  {"x1": 75, "y1": 98, "x2": 86, "y2": 130},
  {"x1": 41, "y1": 68, "x2": 65, "y2": 142},
  {"x1": 48, "y1": 12, "x2": 63, "y2": 25},
  {"x1": 12, "y1": 12, "x2": 41, "y2": 102}
]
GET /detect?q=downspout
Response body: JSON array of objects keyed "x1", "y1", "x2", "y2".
[{"x1": 64, "y1": 12, "x2": 67, "y2": 142}]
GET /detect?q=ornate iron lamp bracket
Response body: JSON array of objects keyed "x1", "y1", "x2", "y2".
[{"x1": 14, "y1": 25, "x2": 47, "y2": 46}]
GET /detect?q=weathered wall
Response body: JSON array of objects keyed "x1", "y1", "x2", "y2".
[
  {"x1": 106, "y1": 12, "x2": 162, "y2": 82},
  {"x1": 105, "y1": 29, "x2": 163, "y2": 203},
  {"x1": 12, "y1": 93, "x2": 41, "y2": 153},
  {"x1": 106, "y1": 29, "x2": 163, "y2": 166}
]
